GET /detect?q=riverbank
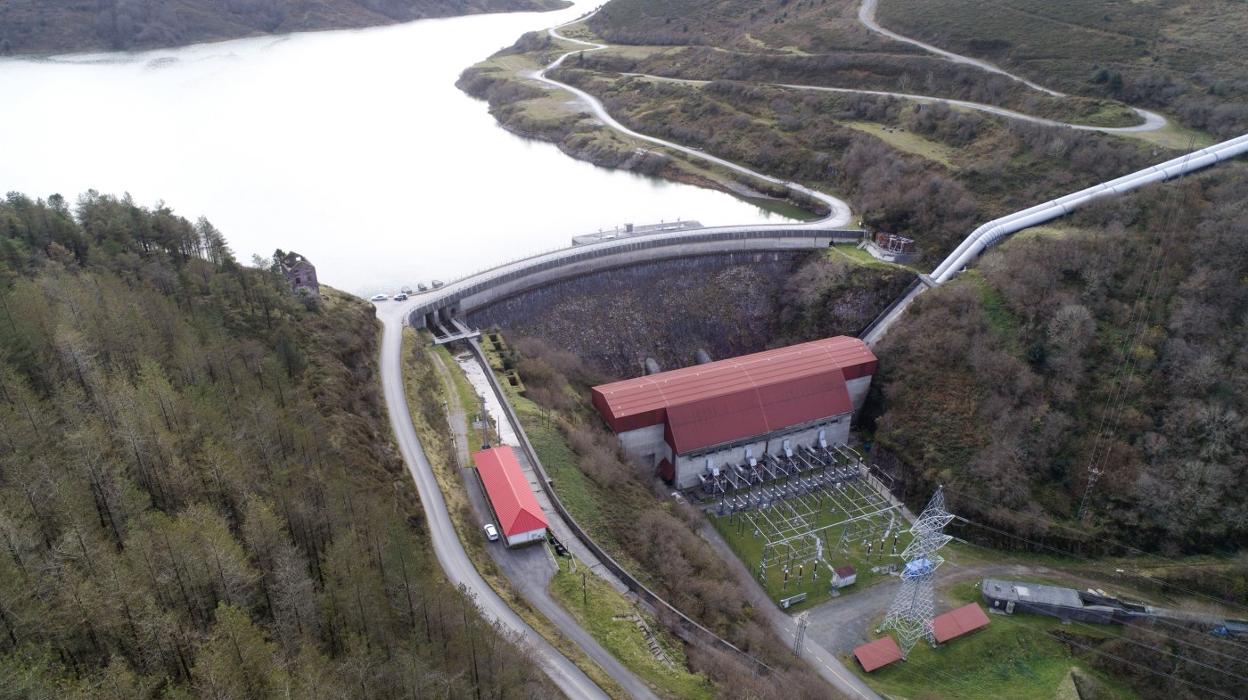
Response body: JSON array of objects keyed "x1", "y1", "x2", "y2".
[
  {"x1": 0, "y1": 0, "x2": 570, "y2": 56},
  {"x1": 456, "y1": 30, "x2": 832, "y2": 219}
]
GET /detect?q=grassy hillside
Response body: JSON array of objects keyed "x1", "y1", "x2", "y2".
[
  {"x1": 0, "y1": 0, "x2": 569, "y2": 55},
  {"x1": 584, "y1": 0, "x2": 1143, "y2": 128},
  {"x1": 875, "y1": 0, "x2": 1248, "y2": 137},
  {"x1": 0, "y1": 192, "x2": 551, "y2": 698},
  {"x1": 547, "y1": 67, "x2": 1161, "y2": 263}
]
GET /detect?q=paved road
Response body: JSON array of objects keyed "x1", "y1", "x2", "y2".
[
  {"x1": 621, "y1": 73, "x2": 1166, "y2": 135},
  {"x1": 376, "y1": 307, "x2": 609, "y2": 700},
  {"x1": 698, "y1": 523, "x2": 882, "y2": 700},
  {"x1": 856, "y1": 0, "x2": 1167, "y2": 133},
  {"x1": 538, "y1": 13, "x2": 854, "y2": 226},
  {"x1": 430, "y1": 349, "x2": 659, "y2": 700}
]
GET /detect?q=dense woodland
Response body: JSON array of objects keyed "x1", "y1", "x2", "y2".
[
  {"x1": 0, "y1": 0, "x2": 567, "y2": 55},
  {"x1": 0, "y1": 192, "x2": 551, "y2": 698},
  {"x1": 869, "y1": 165, "x2": 1248, "y2": 554}
]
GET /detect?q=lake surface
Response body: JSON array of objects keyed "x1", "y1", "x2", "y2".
[{"x1": 0, "y1": 0, "x2": 794, "y2": 294}]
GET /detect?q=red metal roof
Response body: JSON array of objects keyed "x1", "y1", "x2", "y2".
[
  {"x1": 472, "y1": 447, "x2": 548, "y2": 538},
  {"x1": 932, "y1": 603, "x2": 991, "y2": 643},
  {"x1": 834, "y1": 566, "x2": 857, "y2": 578},
  {"x1": 592, "y1": 337, "x2": 873, "y2": 453},
  {"x1": 853, "y1": 636, "x2": 902, "y2": 672}
]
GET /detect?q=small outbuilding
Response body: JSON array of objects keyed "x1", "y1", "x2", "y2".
[
  {"x1": 853, "y1": 635, "x2": 902, "y2": 672},
  {"x1": 831, "y1": 566, "x2": 857, "y2": 589},
  {"x1": 472, "y1": 446, "x2": 548, "y2": 547},
  {"x1": 932, "y1": 602, "x2": 991, "y2": 643},
  {"x1": 982, "y1": 578, "x2": 1127, "y2": 624}
]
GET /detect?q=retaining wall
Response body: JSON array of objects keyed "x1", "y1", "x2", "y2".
[{"x1": 465, "y1": 338, "x2": 776, "y2": 674}]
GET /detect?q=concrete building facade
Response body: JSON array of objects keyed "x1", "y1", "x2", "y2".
[{"x1": 591, "y1": 337, "x2": 877, "y2": 489}]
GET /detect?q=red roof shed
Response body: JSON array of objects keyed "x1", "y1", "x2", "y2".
[
  {"x1": 932, "y1": 603, "x2": 991, "y2": 643},
  {"x1": 472, "y1": 447, "x2": 547, "y2": 544},
  {"x1": 853, "y1": 636, "x2": 903, "y2": 672},
  {"x1": 591, "y1": 337, "x2": 876, "y2": 452}
]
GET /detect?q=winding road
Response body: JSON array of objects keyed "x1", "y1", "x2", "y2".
[
  {"x1": 377, "y1": 306, "x2": 611, "y2": 700},
  {"x1": 537, "y1": 15, "x2": 854, "y2": 227},
  {"x1": 622, "y1": 74, "x2": 1167, "y2": 135},
  {"x1": 855, "y1": 0, "x2": 1166, "y2": 133}
]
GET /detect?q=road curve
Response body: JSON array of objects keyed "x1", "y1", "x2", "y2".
[
  {"x1": 621, "y1": 73, "x2": 1164, "y2": 134},
  {"x1": 857, "y1": 0, "x2": 1166, "y2": 133},
  {"x1": 537, "y1": 14, "x2": 854, "y2": 227},
  {"x1": 376, "y1": 307, "x2": 610, "y2": 700}
]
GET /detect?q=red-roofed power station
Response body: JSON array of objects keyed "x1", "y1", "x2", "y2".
[
  {"x1": 472, "y1": 446, "x2": 548, "y2": 547},
  {"x1": 591, "y1": 337, "x2": 877, "y2": 489}
]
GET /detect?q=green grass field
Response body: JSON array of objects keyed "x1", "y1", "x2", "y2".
[
  {"x1": 549, "y1": 556, "x2": 715, "y2": 700},
  {"x1": 853, "y1": 581, "x2": 1134, "y2": 700},
  {"x1": 843, "y1": 121, "x2": 957, "y2": 166}
]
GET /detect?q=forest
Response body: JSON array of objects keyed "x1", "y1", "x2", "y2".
[
  {"x1": 869, "y1": 164, "x2": 1248, "y2": 554},
  {"x1": 0, "y1": 192, "x2": 550, "y2": 698},
  {"x1": 0, "y1": 0, "x2": 568, "y2": 55}
]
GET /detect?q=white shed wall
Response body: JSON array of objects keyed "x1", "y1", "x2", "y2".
[{"x1": 505, "y1": 528, "x2": 547, "y2": 547}]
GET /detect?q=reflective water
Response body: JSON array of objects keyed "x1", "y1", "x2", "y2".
[{"x1": 0, "y1": 0, "x2": 794, "y2": 294}]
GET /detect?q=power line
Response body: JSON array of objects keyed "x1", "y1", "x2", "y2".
[
  {"x1": 944, "y1": 532, "x2": 1248, "y2": 667},
  {"x1": 1077, "y1": 164, "x2": 1197, "y2": 520},
  {"x1": 948, "y1": 487, "x2": 1246, "y2": 589},
  {"x1": 1044, "y1": 630, "x2": 1241, "y2": 700},
  {"x1": 954, "y1": 515, "x2": 1248, "y2": 618}
]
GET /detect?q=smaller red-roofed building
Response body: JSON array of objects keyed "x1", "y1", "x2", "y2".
[
  {"x1": 932, "y1": 602, "x2": 991, "y2": 643},
  {"x1": 472, "y1": 446, "x2": 548, "y2": 547},
  {"x1": 831, "y1": 566, "x2": 857, "y2": 589},
  {"x1": 853, "y1": 636, "x2": 902, "y2": 672}
]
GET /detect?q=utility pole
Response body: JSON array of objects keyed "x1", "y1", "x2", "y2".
[
  {"x1": 1076, "y1": 466, "x2": 1102, "y2": 522},
  {"x1": 793, "y1": 614, "x2": 809, "y2": 657}
]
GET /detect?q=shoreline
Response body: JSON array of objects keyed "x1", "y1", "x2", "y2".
[{"x1": 0, "y1": 0, "x2": 572, "y2": 62}]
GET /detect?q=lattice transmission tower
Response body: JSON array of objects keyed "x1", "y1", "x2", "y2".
[{"x1": 878, "y1": 486, "x2": 954, "y2": 656}]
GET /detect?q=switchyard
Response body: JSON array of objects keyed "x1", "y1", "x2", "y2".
[{"x1": 699, "y1": 442, "x2": 910, "y2": 607}]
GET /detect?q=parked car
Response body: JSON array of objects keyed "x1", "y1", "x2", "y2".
[
  {"x1": 417, "y1": 282, "x2": 429, "y2": 291},
  {"x1": 393, "y1": 293, "x2": 408, "y2": 301},
  {"x1": 483, "y1": 523, "x2": 499, "y2": 542},
  {"x1": 370, "y1": 293, "x2": 388, "y2": 301},
  {"x1": 431, "y1": 279, "x2": 444, "y2": 289},
  {"x1": 400, "y1": 286, "x2": 413, "y2": 295}
]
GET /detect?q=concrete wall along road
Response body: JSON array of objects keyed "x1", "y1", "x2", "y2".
[{"x1": 463, "y1": 338, "x2": 776, "y2": 675}]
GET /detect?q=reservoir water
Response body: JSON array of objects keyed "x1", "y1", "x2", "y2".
[{"x1": 0, "y1": 0, "x2": 794, "y2": 294}]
